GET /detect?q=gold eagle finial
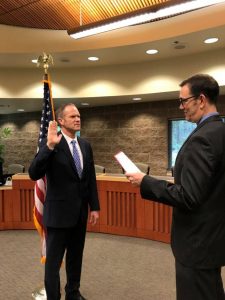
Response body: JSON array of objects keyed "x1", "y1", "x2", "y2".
[{"x1": 37, "y1": 52, "x2": 54, "y2": 73}]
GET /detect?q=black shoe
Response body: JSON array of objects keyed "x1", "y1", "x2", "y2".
[
  {"x1": 75, "y1": 293, "x2": 87, "y2": 300},
  {"x1": 66, "y1": 291, "x2": 87, "y2": 300}
]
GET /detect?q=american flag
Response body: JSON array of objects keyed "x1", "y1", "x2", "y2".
[{"x1": 33, "y1": 73, "x2": 54, "y2": 263}]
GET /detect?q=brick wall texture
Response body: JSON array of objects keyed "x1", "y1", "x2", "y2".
[{"x1": 1, "y1": 97, "x2": 225, "y2": 175}]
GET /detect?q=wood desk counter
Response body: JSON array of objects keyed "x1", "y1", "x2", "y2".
[
  {"x1": 0, "y1": 174, "x2": 35, "y2": 230},
  {"x1": 0, "y1": 185, "x2": 12, "y2": 190},
  {"x1": 90, "y1": 173, "x2": 173, "y2": 243},
  {"x1": 0, "y1": 173, "x2": 173, "y2": 244}
]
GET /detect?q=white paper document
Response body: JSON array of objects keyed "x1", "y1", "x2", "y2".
[{"x1": 114, "y1": 151, "x2": 141, "y2": 173}]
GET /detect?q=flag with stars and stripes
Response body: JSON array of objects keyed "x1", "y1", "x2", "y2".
[{"x1": 33, "y1": 73, "x2": 54, "y2": 263}]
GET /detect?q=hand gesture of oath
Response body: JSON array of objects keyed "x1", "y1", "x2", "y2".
[{"x1": 47, "y1": 120, "x2": 62, "y2": 150}]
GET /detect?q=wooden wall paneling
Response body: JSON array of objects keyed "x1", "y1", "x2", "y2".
[
  {"x1": 99, "y1": 180, "x2": 138, "y2": 237},
  {"x1": 164, "y1": 204, "x2": 173, "y2": 234},
  {"x1": 12, "y1": 176, "x2": 35, "y2": 229},
  {"x1": 1, "y1": 175, "x2": 172, "y2": 245},
  {"x1": 0, "y1": 190, "x2": 3, "y2": 228},
  {"x1": 85, "y1": 179, "x2": 101, "y2": 233},
  {"x1": 143, "y1": 200, "x2": 172, "y2": 243},
  {"x1": 0, "y1": 189, "x2": 14, "y2": 229},
  {"x1": 135, "y1": 188, "x2": 146, "y2": 236},
  {"x1": 19, "y1": 188, "x2": 35, "y2": 228},
  {"x1": 96, "y1": 180, "x2": 108, "y2": 233},
  {"x1": 0, "y1": 190, "x2": 5, "y2": 228},
  {"x1": 136, "y1": 197, "x2": 152, "y2": 239}
]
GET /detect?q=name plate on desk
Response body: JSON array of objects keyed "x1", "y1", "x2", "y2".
[{"x1": 4, "y1": 177, "x2": 12, "y2": 186}]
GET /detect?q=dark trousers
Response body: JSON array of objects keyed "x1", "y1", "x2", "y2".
[
  {"x1": 176, "y1": 260, "x2": 225, "y2": 300},
  {"x1": 45, "y1": 219, "x2": 87, "y2": 300}
]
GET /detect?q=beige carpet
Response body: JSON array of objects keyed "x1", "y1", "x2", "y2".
[{"x1": 0, "y1": 230, "x2": 224, "y2": 300}]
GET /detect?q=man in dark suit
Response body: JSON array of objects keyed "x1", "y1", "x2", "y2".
[
  {"x1": 29, "y1": 103, "x2": 100, "y2": 300},
  {"x1": 126, "y1": 74, "x2": 225, "y2": 300}
]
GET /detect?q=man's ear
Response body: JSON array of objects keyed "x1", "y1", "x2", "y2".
[
  {"x1": 57, "y1": 118, "x2": 63, "y2": 126},
  {"x1": 199, "y1": 94, "x2": 207, "y2": 109}
]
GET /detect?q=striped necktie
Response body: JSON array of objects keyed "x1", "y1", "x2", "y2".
[{"x1": 71, "y1": 140, "x2": 82, "y2": 178}]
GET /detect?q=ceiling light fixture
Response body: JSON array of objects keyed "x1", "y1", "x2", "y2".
[
  {"x1": 88, "y1": 56, "x2": 99, "y2": 61},
  {"x1": 146, "y1": 49, "x2": 158, "y2": 55},
  {"x1": 204, "y1": 37, "x2": 219, "y2": 44},
  {"x1": 68, "y1": 0, "x2": 225, "y2": 40},
  {"x1": 132, "y1": 97, "x2": 142, "y2": 101}
]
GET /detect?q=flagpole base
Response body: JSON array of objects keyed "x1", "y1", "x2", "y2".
[{"x1": 32, "y1": 286, "x2": 46, "y2": 300}]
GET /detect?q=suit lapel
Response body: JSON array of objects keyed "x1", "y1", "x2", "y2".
[{"x1": 77, "y1": 137, "x2": 87, "y2": 175}]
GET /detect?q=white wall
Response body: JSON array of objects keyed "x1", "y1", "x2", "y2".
[{"x1": 0, "y1": 48, "x2": 225, "y2": 100}]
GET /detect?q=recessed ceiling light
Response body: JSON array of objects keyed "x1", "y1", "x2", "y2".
[
  {"x1": 132, "y1": 97, "x2": 142, "y2": 101},
  {"x1": 204, "y1": 38, "x2": 219, "y2": 44},
  {"x1": 17, "y1": 108, "x2": 25, "y2": 112},
  {"x1": 88, "y1": 56, "x2": 99, "y2": 61},
  {"x1": 146, "y1": 49, "x2": 158, "y2": 55},
  {"x1": 31, "y1": 59, "x2": 37, "y2": 63},
  {"x1": 81, "y1": 102, "x2": 90, "y2": 106}
]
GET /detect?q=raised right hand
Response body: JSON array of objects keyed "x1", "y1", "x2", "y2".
[{"x1": 47, "y1": 120, "x2": 62, "y2": 150}]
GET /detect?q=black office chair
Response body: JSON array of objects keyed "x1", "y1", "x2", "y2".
[
  {"x1": 94, "y1": 164, "x2": 106, "y2": 174},
  {"x1": 7, "y1": 163, "x2": 25, "y2": 174},
  {"x1": 135, "y1": 162, "x2": 150, "y2": 175},
  {"x1": 171, "y1": 166, "x2": 174, "y2": 177}
]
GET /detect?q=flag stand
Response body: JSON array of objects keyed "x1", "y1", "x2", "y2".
[{"x1": 32, "y1": 286, "x2": 46, "y2": 300}]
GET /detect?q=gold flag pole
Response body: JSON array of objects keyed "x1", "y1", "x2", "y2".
[
  {"x1": 37, "y1": 52, "x2": 55, "y2": 120},
  {"x1": 32, "y1": 52, "x2": 54, "y2": 300}
]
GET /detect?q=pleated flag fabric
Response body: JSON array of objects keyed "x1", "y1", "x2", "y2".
[{"x1": 33, "y1": 73, "x2": 54, "y2": 263}]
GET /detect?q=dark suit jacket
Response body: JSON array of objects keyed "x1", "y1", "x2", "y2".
[
  {"x1": 29, "y1": 135, "x2": 100, "y2": 228},
  {"x1": 141, "y1": 115, "x2": 225, "y2": 268}
]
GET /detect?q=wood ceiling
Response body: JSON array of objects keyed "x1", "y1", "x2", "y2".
[{"x1": 0, "y1": 0, "x2": 176, "y2": 30}]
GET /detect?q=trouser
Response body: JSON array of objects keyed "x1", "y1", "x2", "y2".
[
  {"x1": 176, "y1": 260, "x2": 225, "y2": 300},
  {"x1": 44, "y1": 219, "x2": 87, "y2": 300}
]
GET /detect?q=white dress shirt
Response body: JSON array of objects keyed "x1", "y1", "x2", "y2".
[{"x1": 61, "y1": 132, "x2": 83, "y2": 169}]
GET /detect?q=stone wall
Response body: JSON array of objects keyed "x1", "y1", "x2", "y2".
[
  {"x1": 0, "y1": 111, "x2": 41, "y2": 173},
  {"x1": 81, "y1": 100, "x2": 181, "y2": 175},
  {"x1": 1, "y1": 96, "x2": 225, "y2": 175}
]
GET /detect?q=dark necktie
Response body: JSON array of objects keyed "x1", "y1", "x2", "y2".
[{"x1": 71, "y1": 140, "x2": 82, "y2": 178}]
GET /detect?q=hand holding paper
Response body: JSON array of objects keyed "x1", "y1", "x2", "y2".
[
  {"x1": 114, "y1": 151, "x2": 145, "y2": 186},
  {"x1": 114, "y1": 151, "x2": 141, "y2": 173}
]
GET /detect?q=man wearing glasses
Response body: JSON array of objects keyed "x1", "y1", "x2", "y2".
[{"x1": 126, "y1": 74, "x2": 225, "y2": 300}]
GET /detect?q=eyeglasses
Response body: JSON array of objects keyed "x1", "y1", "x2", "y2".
[{"x1": 179, "y1": 95, "x2": 198, "y2": 106}]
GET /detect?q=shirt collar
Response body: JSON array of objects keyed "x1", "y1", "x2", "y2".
[
  {"x1": 198, "y1": 112, "x2": 219, "y2": 125},
  {"x1": 61, "y1": 131, "x2": 77, "y2": 144}
]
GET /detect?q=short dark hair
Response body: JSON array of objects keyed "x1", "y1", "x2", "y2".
[
  {"x1": 56, "y1": 103, "x2": 76, "y2": 121},
  {"x1": 179, "y1": 74, "x2": 219, "y2": 104}
]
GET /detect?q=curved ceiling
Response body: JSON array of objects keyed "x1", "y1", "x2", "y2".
[
  {"x1": 0, "y1": 0, "x2": 225, "y2": 113},
  {"x1": 0, "y1": 0, "x2": 173, "y2": 30},
  {"x1": 0, "y1": 1, "x2": 224, "y2": 61}
]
